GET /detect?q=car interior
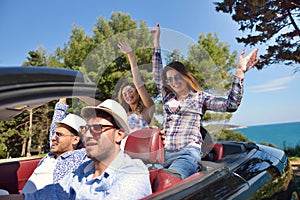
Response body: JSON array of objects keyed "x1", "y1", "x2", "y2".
[{"x1": 123, "y1": 127, "x2": 253, "y2": 194}]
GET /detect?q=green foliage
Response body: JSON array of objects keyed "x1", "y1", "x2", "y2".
[
  {"x1": 80, "y1": 13, "x2": 153, "y2": 101},
  {"x1": 260, "y1": 141, "x2": 278, "y2": 148},
  {"x1": 284, "y1": 141, "x2": 300, "y2": 157},
  {"x1": 22, "y1": 49, "x2": 47, "y2": 66},
  {"x1": 211, "y1": 129, "x2": 250, "y2": 142},
  {"x1": 214, "y1": 0, "x2": 300, "y2": 71},
  {"x1": 0, "y1": 103, "x2": 54, "y2": 158},
  {"x1": 58, "y1": 25, "x2": 97, "y2": 70},
  {"x1": 0, "y1": 123, "x2": 23, "y2": 158}
]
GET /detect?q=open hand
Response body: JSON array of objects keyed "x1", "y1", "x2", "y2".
[
  {"x1": 150, "y1": 22, "x2": 160, "y2": 48},
  {"x1": 236, "y1": 49, "x2": 259, "y2": 79},
  {"x1": 118, "y1": 41, "x2": 132, "y2": 54}
]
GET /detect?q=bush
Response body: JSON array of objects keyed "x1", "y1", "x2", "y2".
[{"x1": 284, "y1": 142, "x2": 300, "y2": 157}]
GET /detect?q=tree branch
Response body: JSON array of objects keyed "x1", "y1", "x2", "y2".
[{"x1": 286, "y1": 0, "x2": 300, "y2": 32}]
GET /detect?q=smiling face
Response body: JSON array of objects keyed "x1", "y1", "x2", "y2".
[
  {"x1": 165, "y1": 69, "x2": 189, "y2": 95},
  {"x1": 81, "y1": 114, "x2": 124, "y2": 163},
  {"x1": 51, "y1": 126, "x2": 80, "y2": 157},
  {"x1": 121, "y1": 85, "x2": 139, "y2": 105}
]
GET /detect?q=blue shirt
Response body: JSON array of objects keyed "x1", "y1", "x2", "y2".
[
  {"x1": 49, "y1": 102, "x2": 88, "y2": 183},
  {"x1": 127, "y1": 113, "x2": 149, "y2": 132},
  {"x1": 25, "y1": 151, "x2": 152, "y2": 200}
]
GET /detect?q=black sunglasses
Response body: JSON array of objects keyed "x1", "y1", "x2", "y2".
[
  {"x1": 166, "y1": 74, "x2": 183, "y2": 85},
  {"x1": 80, "y1": 124, "x2": 115, "y2": 138},
  {"x1": 54, "y1": 132, "x2": 74, "y2": 138}
]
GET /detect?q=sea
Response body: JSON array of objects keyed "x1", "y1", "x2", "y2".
[{"x1": 232, "y1": 121, "x2": 300, "y2": 150}]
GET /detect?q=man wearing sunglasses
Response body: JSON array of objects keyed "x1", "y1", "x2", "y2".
[
  {"x1": 21, "y1": 99, "x2": 152, "y2": 200},
  {"x1": 22, "y1": 98, "x2": 87, "y2": 194}
]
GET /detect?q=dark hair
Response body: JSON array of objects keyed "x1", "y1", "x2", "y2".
[
  {"x1": 95, "y1": 110, "x2": 120, "y2": 130},
  {"x1": 118, "y1": 82, "x2": 145, "y2": 114},
  {"x1": 62, "y1": 125, "x2": 84, "y2": 150},
  {"x1": 162, "y1": 61, "x2": 201, "y2": 95}
]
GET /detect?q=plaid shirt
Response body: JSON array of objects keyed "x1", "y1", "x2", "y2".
[{"x1": 152, "y1": 48, "x2": 244, "y2": 150}]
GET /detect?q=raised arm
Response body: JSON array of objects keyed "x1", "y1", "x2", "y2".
[
  {"x1": 151, "y1": 22, "x2": 160, "y2": 49},
  {"x1": 151, "y1": 22, "x2": 164, "y2": 97},
  {"x1": 118, "y1": 41, "x2": 155, "y2": 123},
  {"x1": 205, "y1": 49, "x2": 259, "y2": 112},
  {"x1": 49, "y1": 98, "x2": 68, "y2": 147},
  {"x1": 235, "y1": 49, "x2": 259, "y2": 80}
]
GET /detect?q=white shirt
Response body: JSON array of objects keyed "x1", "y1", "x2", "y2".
[{"x1": 21, "y1": 155, "x2": 57, "y2": 194}]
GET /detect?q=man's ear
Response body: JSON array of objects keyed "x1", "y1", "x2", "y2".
[
  {"x1": 115, "y1": 128, "x2": 126, "y2": 144},
  {"x1": 72, "y1": 136, "x2": 81, "y2": 145}
]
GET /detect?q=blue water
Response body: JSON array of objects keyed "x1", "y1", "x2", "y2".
[{"x1": 233, "y1": 121, "x2": 300, "y2": 149}]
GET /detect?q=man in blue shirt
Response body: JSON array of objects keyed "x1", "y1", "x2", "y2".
[
  {"x1": 22, "y1": 98, "x2": 87, "y2": 193},
  {"x1": 22, "y1": 99, "x2": 152, "y2": 199}
]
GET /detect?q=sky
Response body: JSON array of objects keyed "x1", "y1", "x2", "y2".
[{"x1": 1, "y1": 0, "x2": 300, "y2": 126}]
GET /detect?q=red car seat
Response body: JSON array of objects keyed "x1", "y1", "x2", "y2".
[{"x1": 124, "y1": 128, "x2": 181, "y2": 192}]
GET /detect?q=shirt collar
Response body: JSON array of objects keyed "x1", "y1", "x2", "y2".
[
  {"x1": 48, "y1": 149, "x2": 83, "y2": 160},
  {"x1": 83, "y1": 151, "x2": 125, "y2": 179},
  {"x1": 167, "y1": 90, "x2": 195, "y2": 100}
]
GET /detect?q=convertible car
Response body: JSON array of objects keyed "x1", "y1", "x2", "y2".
[{"x1": 0, "y1": 66, "x2": 298, "y2": 199}]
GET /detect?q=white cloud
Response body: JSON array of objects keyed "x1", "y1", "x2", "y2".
[{"x1": 248, "y1": 76, "x2": 298, "y2": 93}]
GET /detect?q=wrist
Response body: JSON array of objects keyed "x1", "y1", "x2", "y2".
[
  {"x1": 154, "y1": 39, "x2": 160, "y2": 48},
  {"x1": 235, "y1": 69, "x2": 245, "y2": 80},
  {"x1": 126, "y1": 51, "x2": 134, "y2": 55}
]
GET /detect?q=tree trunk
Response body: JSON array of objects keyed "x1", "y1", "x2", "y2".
[
  {"x1": 21, "y1": 138, "x2": 27, "y2": 157},
  {"x1": 26, "y1": 109, "x2": 33, "y2": 157}
]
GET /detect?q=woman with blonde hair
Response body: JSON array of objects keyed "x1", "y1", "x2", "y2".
[
  {"x1": 117, "y1": 41, "x2": 155, "y2": 149},
  {"x1": 118, "y1": 81, "x2": 153, "y2": 131}
]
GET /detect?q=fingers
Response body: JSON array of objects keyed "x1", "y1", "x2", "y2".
[
  {"x1": 239, "y1": 49, "x2": 246, "y2": 57},
  {"x1": 246, "y1": 57, "x2": 259, "y2": 71},
  {"x1": 59, "y1": 98, "x2": 67, "y2": 104},
  {"x1": 118, "y1": 41, "x2": 126, "y2": 47},
  {"x1": 245, "y1": 48, "x2": 258, "y2": 59},
  {"x1": 244, "y1": 48, "x2": 259, "y2": 71},
  {"x1": 118, "y1": 41, "x2": 132, "y2": 53},
  {"x1": 150, "y1": 30, "x2": 157, "y2": 34},
  {"x1": 153, "y1": 21, "x2": 160, "y2": 33},
  {"x1": 117, "y1": 41, "x2": 123, "y2": 49}
]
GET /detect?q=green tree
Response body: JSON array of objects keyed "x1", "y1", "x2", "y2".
[
  {"x1": 56, "y1": 25, "x2": 96, "y2": 71},
  {"x1": 22, "y1": 46, "x2": 47, "y2": 66},
  {"x1": 214, "y1": 0, "x2": 300, "y2": 71},
  {"x1": 0, "y1": 116, "x2": 24, "y2": 158},
  {"x1": 80, "y1": 12, "x2": 153, "y2": 101},
  {"x1": 217, "y1": 129, "x2": 250, "y2": 142},
  {"x1": 18, "y1": 47, "x2": 55, "y2": 157}
]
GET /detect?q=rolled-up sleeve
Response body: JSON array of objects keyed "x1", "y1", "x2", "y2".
[
  {"x1": 152, "y1": 48, "x2": 163, "y2": 96},
  {"x1": 204, "y1": 76, "x2": 243, "y2": 112}
]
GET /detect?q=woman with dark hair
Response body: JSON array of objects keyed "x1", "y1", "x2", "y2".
[
  {"x1": 117, "y1": 41, "x2": 155, "y2": 147},
  {"x1": 151, "y1": 22, "x2": 259, "y2": 179}
]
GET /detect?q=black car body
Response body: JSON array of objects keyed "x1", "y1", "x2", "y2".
[
  {"x1": 145, "y1": 141, "x2": 298, "y2": 199},
  {"x1": 0, "y1": 66, "x2": 298, "y2": 199}
]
